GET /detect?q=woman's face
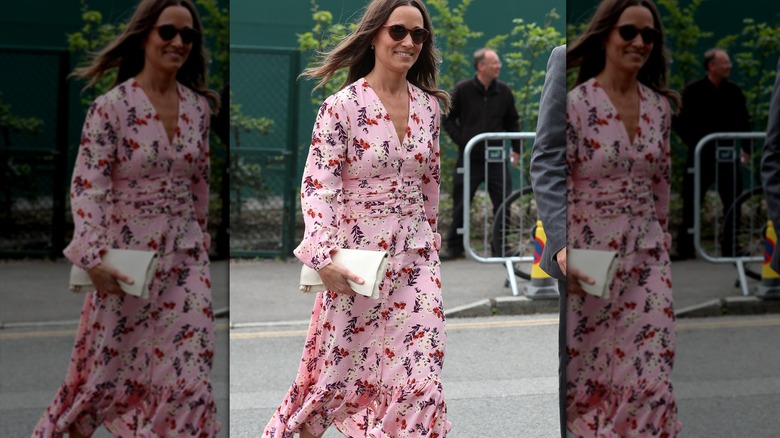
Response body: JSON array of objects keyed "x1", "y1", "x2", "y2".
[
  {"x1": 142, "y1": 5, "x2": 196, "y2": 75},
  {"x1": 372, "y1": 5, "x2": 425, "y2": 75},
  {"x1": 603, "y1": 5, "x2": 656, "y2": 76}
]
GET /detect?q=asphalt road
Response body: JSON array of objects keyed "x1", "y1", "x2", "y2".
[
  {"x1": 0, "y1": 320, "x2": 229, "y2": 437},
  {"x1": 230, "y1": 314, "x2": 780, "y2": 438}
]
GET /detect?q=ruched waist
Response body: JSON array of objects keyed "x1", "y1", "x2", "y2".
[
  {"x1": 341, "y1": 178, "x2": 423, "y2": 217},
  {"x1": 570, "y1": 177, "x2": 655, "y2": 217},
  {"x1": 110, "y1": 177, "x2": 194, "y2": 216}
]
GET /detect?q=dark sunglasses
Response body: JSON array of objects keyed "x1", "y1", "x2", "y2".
[
  {"x1": 615, "y1": 24, "x2": 660, "y2": 44},
  {"x1": 154, "y1": 24, "x2": 199, "y2": 45},
  {"x1": 383, "y1": 24, "x2": 430, "y2": 44}
]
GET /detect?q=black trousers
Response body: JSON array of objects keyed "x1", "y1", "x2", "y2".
[
  {"x1": 678, "y1": 143, "x2": 744, "y2": 257},
  {"x1": 446, "y1": 158, "x2": 512, "y2": 251}
]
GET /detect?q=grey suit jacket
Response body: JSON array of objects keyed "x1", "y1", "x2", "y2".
[
  {"x1": 530, "y1": 45, "x2": 567, "y2": 282},
  {"x1": 761, "y1": 56, "x2": 780, "y2": 272}
]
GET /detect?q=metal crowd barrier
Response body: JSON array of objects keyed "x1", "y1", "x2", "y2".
[
  {"x1": 693, "y1": 131, "x2": 766, "y2": 296},
  {"x1": 461, "y1": 132, "x2": 537, "y2": 297}
]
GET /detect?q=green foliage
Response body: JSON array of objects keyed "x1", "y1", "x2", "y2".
[
  {"x1": 1, "y1": 93, "x2": 45, "y2": 211},
  {"x1": 656, "y1": 0, "x2": 713, "y2": 91},
  {"x1": 487, "y1": 10, "x2": 565, "y2": 133},
  {"x1": 427, "y1": 0, "x2": 483, "y2": 93},
  {"x1": 229, "y1": 96, "x2": 274, "y2": 222},
  {"x1": 426, "y1": 0, "x2": 483, "y2": 193},
  {"x1": 297, "y1": 0, "x2": 355, "y2": 107},
  {"x1": 0, "y1": 95, "x2": 43, "y2": 137},
  {"x1": 717, "y1": 19, "x2": 780, "y2": 131},
  {"x1": 67, "y1": 0, "x2": 127, "y2": 104},
  {"x1": 195, "y1": 0, "x2": 229, "y2": 88}
]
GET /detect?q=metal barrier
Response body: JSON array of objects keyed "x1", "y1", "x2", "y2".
[
  {"x1": 693, "y1": 131, "x2": 766, "y2": 296},
  {"x1": 461, "y1": 131, "x2": 537, "y2": 297}
]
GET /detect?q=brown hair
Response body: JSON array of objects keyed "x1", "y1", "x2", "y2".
[
  {"x1": 299, "y1": 0, "x2": 450, "y2": 111},
  {"x1": 71, "y1": 0, "x2": 219, "y2": 112},
  {"x1": 567, "y1": 0, "x2": 680, "y2": 110}
]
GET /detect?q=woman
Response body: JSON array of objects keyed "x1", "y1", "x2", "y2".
[
  {"x1": 34, "y1": 1, "x2": 220, "y2": 436},
  {"x1": 263, "y1": 0, "x2": 451, "y2": 436},
  {"x1": 565, "y1": 0, "x2": 682, "y2": 436}
]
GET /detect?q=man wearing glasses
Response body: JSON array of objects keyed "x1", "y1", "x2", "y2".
[{"x1": 442, "y1": 48, "x2": 521, "y2": 260}]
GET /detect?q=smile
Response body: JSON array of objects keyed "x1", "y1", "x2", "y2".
[{"x1": 394, "y1": 51, "x2": 413, "y2": 57}]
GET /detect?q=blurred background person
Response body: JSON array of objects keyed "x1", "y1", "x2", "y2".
[
  {"x1": 33, "y1": 0, "x2": 221, "y2": 436},
  {"x1": 441, "y1": 47, "x2": 520, "y2": 260},
  {"x1": 673, "y1": 48, "x2": 751, "y2": 259},
  {"x1": 565, "y1": 0, "x2": 682, "y2": 435}
]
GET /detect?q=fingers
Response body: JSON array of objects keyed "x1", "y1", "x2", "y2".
[
  {"x1": 87, "y1": 263, "x2": 128, "y2": 295},
  {"x1": 318, "y1": 263, "x2": 359, "y2": 296},
  {"x1": 567, "y1": 266, "x2": 596, "y2": 297}
]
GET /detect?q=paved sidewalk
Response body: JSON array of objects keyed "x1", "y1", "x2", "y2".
[
  {"x1": 0, "y1": 259, "x2": 229, "y2": 327},
  {"x1": 229, "y1": 256, "x2": 780, "y2": 325}
]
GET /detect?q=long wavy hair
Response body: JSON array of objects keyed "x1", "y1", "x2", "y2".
[
  {"x1": 567, "y1": 0, "x2": 680, "y2": 110},
  {"x1": 299, "y1": 0, "x2": 451, "y2": 111},
  {"x1": 71, "y1": 0, "x2": 219, "y2": 112}
]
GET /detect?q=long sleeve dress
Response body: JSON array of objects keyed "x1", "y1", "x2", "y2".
[
  {"x1": 34, "y1": 78, "x2": 220, "y2": 437},
  {"x1": 565, "y1": 78, "x2": 681, "y2": 437},
  {"x1": 264, "y1": 78, "x2": 450, "y2": 437}
]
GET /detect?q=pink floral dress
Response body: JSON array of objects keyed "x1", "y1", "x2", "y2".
[
  {"x1": 34, "y1": 79, "x2": 220, "y2": 437},
  {"x1": 565, "y1": 78, "x2": 681, "y2": 437},
  {"x1": 263, "y1": 78, "x2": 450, "y2": 437}
]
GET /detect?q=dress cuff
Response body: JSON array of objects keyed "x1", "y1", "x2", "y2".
[
  {"x1": 63, "y1": 235, "x2": 106, "y2": 271},
  {"x1": 293, "y1": 227, "x2": 337, "y2": 271}
]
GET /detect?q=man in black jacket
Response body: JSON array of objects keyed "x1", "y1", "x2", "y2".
[
  {"x1": 441, "y1": 48, "x2": 520, "y2": 260},
  {"x1": 674, "y1": 48, "x2": 752, "y2": 259}
]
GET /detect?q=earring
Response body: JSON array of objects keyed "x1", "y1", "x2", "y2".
[{"x1": 370, "y1": 44, "x2": 375, "y2": 50}]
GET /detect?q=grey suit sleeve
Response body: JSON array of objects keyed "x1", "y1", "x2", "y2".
[
  {"x1": 530, "y1": 45, "x2": 567, "y2": 281},
  {"x1": 761, "y1": 57, "x2": 780, "y2": 272}
]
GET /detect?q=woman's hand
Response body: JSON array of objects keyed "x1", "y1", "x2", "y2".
[
  {"x1": 87, "y1": 263, "x2": 134, "y2": 296},
  {"x1": 556, "y1": 247, "x2": 596, "y2": 296},
  {"x1": 317, "y1": 262, "x2": 365, "y2": 296}
]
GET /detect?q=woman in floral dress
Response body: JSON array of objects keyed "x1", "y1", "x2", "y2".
[
  {"x1": 263, "y1": 1, "x2": 451, "y2": 437},
  {"x1": 34, "y1": 1, "x2": 220, "y2": 436},
  {"x1": 565, "y1": 0, "x2": 682, "y2": 436}
]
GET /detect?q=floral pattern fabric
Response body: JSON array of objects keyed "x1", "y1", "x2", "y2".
[
  {"x1": 34, "y1": 78, "x2": 219, "y2": 437},
  {"x1": 565, "y1": 78, "x2": 681, "y2": 437},
  {"x1": 263, "y1": 78, "x2": 450, "y2": 437}
]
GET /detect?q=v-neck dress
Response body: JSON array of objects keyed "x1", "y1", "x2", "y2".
[
  {"x1": 565, "y1": 77, "x2": 681, "y2": 436},
  {"x1": 34, "y1": 78, "x2": 219, "y2": 437},
  {"x1": 264, "y1": 78, "x2": 450, "y2": 437}
]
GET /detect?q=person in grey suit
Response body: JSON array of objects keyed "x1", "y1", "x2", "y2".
[
  {"x1": 529, "y1": 44, "x2": 594, "y2": 438},
  {"x1": 761, "y1": 57, "x2": 780, "y2": 276}
]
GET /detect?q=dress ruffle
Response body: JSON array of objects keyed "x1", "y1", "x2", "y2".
[
  {"x1": 34, "y1": 378, "x2": 219, "y2": 437},
  {"x1": 265, "y1": 377, "x2": 450, "y2": 438},
  {"x1": 567, "y1": 378, "x2": 681, "y2": 437}
]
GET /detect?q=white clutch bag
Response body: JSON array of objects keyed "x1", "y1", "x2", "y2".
[
  {"x1": 568, "y1": 248, "x2": 619, "y2": 299},
  {"x1": 69, "y1": 249, "x2": 159, "y2": 299},
  {"x1": 299, "y1": 249, "x2": 390, "y2": 299}
]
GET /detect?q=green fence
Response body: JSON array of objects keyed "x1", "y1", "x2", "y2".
[
  {"x1": 1, "y1": 46, "x2": 70, "y2": 258},
  {"x1": 229, "y1": 46, "x2": 300, "y2": 258}
]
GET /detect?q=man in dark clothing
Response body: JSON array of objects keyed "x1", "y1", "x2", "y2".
[
  {"x1": 674, "y1": 48, "x2": 752, "y2": 259},
  {"x1": 441, "y1": 48, "x2": 520, "y2": 260}
]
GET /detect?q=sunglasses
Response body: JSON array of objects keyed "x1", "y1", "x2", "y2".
[
  {"x1": 383, "y1": 25, "x2": 430, "y2": 45},
  {"x1": 615, "y1": 25, "x2": 660, "y2": 44},
  {"x1": 154, "y1": 24, "x2": 199, "y2": 45}
]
